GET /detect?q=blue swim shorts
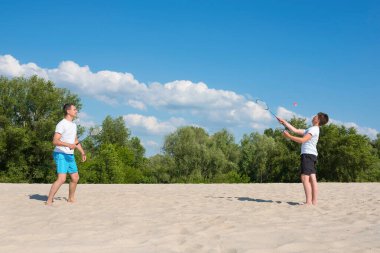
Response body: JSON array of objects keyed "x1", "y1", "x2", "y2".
[{"x1": 53, "y1": 152, "x2": 78, "y2": 174}]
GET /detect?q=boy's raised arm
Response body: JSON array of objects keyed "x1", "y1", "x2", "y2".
[{"x1": 277, "y1": 118, "x2": 305, "y2": 136}]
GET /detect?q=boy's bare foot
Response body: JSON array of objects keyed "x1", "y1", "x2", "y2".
[
  {"x1": 67, "y1": 198, "x2": 76, "y2": 203},
  {"x1": 45, "y1": 201, "x2": 53, "y2": 206}
]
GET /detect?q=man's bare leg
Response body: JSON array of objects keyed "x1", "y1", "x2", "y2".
[
  {"x1": 309, "y1": 174, "x2": 318, "y2": 205},
  {"x1": 68, "y1": 172, "x2": 79, "y2": 203},
  {"x1": 301, "y1": 174, "x2": 312, "y2": 205},
  {"x1": 46, "y1": 174, "x2": 67, "y2": 205}
]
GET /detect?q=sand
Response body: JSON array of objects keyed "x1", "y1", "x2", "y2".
[{"x1": 0, "y1": 183, "x2": 379, "y2": 253}]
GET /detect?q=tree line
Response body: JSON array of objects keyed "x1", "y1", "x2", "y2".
[{"x1": 1, "y1": 76, "x2": 379, "y2": 183}]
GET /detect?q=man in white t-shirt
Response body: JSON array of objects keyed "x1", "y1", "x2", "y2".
[
  {"x1": 278, "y1": 112, "x2": 329, "y2": 206},
  {"x1": 46, "y1": 103, "x2": 86, "y2": 205}
]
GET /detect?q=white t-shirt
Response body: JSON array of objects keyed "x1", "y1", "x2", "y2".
[
  {"x1": 301, "y1": 126, "x2": 320, "y2": 156},
  {"x1": 53, "y1": 118, "x2": 77, "y2": 154}
]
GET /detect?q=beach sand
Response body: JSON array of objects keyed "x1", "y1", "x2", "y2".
[{"x1": 0, "y1": 183, "x2": 379, "y2": 253}]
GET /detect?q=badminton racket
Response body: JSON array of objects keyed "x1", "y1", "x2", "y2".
[{"x1": 255, "y1": 99, "x2": 279, "y2": 120}]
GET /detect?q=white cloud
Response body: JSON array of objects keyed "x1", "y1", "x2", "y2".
[
  {"x1": 1, "y1": 54, "x2": 378, "y2": 139},
  {"x1": 145, "y1": 140, "x2": 160, "y2": 148},
  {"x1": 123, "y1": 114, "x2": 186, "y2": 135},
  {"x1": 329, "y1": 119, "x2": 378, "y2": 140},
  {"x1": 145, "y1": 80, "x2": 245, "y2": 109},
  {"x1": 94, "y1": 94, "x2": 119, "y2": 106},
  {"x1": 127, "y1": 99, "x2": 146, "y2": 110},
  {"x1": 48, "y1": 61, "x2": 147, "y2": 96},
  {"x1": 0, "y1": 55, "x2": 147, "y2": 98},
  {"x1": 275, "y1": 108, "x2": 379, "y2": 140},
  {"x1": 0, "y1": 54, "x2": 270, "y2": 129},
  {"x1": 359, "y1": 128, "x2": 379, "y2": 139},
  {"x1": 277, "y1": 107, "x2": 304, "y2": 120},
  {"x1": 0, "y1": 54, "x2": 48, "y2": 78},
  {"x1": 74, "y1": 112, "x2": 97, "y2": 128}
]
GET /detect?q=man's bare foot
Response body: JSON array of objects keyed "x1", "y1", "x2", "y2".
[
  {"x1": 45, "y1": 201, "x2": 53, "y2": 206},
  {"x1": 67, "y1": 198, "x2": 76, "y2": 203}
]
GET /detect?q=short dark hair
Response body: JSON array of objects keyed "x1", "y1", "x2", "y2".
[
  {"x1": 63, "y1": 103, "x2": 75, "y2": 116},
  {"x1": 317, "y1": 112, "x2": 329, "y2": 126}
]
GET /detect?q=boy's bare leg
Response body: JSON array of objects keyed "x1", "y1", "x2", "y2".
[
  {"x1": 46, "y1": 174, "x2": 67, "y2": 205},
  {"x1": 68, "y1": 172, "x2": 79, "y2": 203},
  {"x1": 301, "y1": 174, "x2": 312, "y2": 205},
  {"x1": 309, "y1": 174, "x2": 318, "y2": 205}
]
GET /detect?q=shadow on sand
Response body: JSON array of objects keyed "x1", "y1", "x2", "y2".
[
  {"x1": 236, "y1": 197, "x2": 301, "y2": 206},
  {"x1": 29, "y1": 194, "x2": 48, "y2": 201},
  {"x1": 28, "y1": 194, "x2": 67, "y2": 202},
  {"x1": 205, "y1": 196, "x2": 301, "y2": 206}
]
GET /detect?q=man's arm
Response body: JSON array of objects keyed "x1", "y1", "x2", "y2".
[
  {"x1": 53, "y1": 132, "x2": 76, "y2": 150},
  {"x1": 75, "y1": 137, "x2": 87, "y2": 162},
  {"x1": 283, "y1": 131, "x2": 312, "y2": 144}
]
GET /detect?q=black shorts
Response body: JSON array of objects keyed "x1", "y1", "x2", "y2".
[{"x1": 300, "y1": 154, "x2": 317, "y2": 175}]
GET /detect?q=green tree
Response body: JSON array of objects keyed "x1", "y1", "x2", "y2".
[
  {"x1": 163, "y1": 126, "x2": 209, "y2": 181},
  {"x1": 209, "y1": 129, "x2": 240, "y2": 172},
  {"x1": 162, "y1": 127, "x2": 242, "y2": 182},
  {"x1": 80, "y1": 115, "x2": 147, "y2": 183},
  {"x1": 239, "y1": 132, "x2": 278, "y2": 182},
  {"x1": 96, "y1": 116, "x2": 130, "y2": 146},
  {"x1": 127, "y1": 136, "x2": 146, "y2": 169},
  {"x1": 318, "y1": 124, "x2": 380, "y2": 182},
  {"x1": 0, "y1": 75, "x2": 81, "y2": 183},
  {"x1": 145, "y1": 154, "x2": 175, "y2": 183},
  {"x1": 372, "y1": 133, "x2": 380, "y2": 158}
]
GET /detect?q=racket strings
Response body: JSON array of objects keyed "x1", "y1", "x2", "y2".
[
  {"x1": 255, "y1": 99, "x2": 279, "y2": 120},
  {"x1": 255, "y1": 99, "x2": 269, "y2": 110}
]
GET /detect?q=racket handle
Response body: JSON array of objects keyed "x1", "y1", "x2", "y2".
[{"x1": 269, "y1": 110, "x2": 278, "y2": 119}]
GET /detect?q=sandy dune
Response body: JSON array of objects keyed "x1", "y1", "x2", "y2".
[{"x1": 1, "y1": 183, "x2": 379, "y2": 253}]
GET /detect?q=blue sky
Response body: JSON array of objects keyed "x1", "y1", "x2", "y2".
[{"x1": 1, "y1": 0, "x2": 379, "y2": 156}]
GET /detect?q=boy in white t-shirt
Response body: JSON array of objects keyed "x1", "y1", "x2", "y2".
[
  {"x1": 46, "y1": 104, "x2": 86, "y2": 205},
  {"x1": 278, "y1": 112, "x2": 329, "y2": 205}
]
